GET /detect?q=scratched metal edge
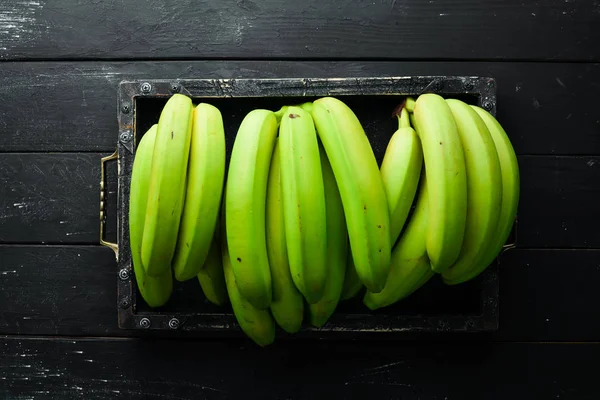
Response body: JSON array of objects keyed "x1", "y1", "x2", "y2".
[{"x1": 113, "y1": 76, "x2": 501, "y2": 334}]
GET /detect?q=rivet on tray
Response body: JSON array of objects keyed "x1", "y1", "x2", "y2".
[
  {"x1": 170, "y1": 83, "x2": 180, "y2": 93},
  {"x1": 118, "y1": 268, "x2": 129, "y2": 281},
  {"x1": 141, "y1": 82, "x2": 152, "y2": 93},
  {"x1": 168, "y1": 318, "x2": 180, "y2": 330},
  {"x1": 464, "y1": 81, "x2": 474, "y2": 91},
  {"x1": 139, "y1": 318, "x2": 151, "y2": 329},
  {"x1": 482, "y1": 101, "x2": 494, "y2": 111},
  {"x1": 119, "y1": 297, "x2": 130, "y2": 309},
  {"x1": 120, "y1": 131, "x2": 132, "y2": 144},
  {"x1": 121, "y1": 103, "x2": 131, "y2": 114}
]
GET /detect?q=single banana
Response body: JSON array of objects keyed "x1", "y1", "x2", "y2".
[
  {"x1": 266, "y1": 138, "x2": 304, "y2": 333},
  {"x1": 410, "y1": 93, "x2": 467, "y2": 273},
  {"x1": 279, "y1": 106, "x2": 328, "y2": 304},
  {"x1": 363, "y1": 173, "x2": 434, "y2": 310},
  {"x1": 441, "y1": 99, "x2": 502, "y2": 282},
  {"x1": 225, "y1": 109, "x2": 278, "y2": 309},
  {"x1": 444, "y1": 106, "x2": 520, "y2": 285},
  {"x1": 142, "y1": 94, "x2": 193, "y2": 277},
  {"x1": 308, "y1": 143, "x2": 348, "y2": 328},
  {"x1": 221, "y1": 202, "x2": 276, "y2": 347},
  {"x1": 381, "y1": 107, "x2": 423, "y2": 245},
  {"x1": 340, "y1": 108, "x2": 423, "y2": 301},
  {"x1": 197, "y1": 221, "x2": 228, "y2": 307},
  {"x1": 129, "y1": 124, "x2": 173, "y2": 308},
  {"x1": 302, "y1": 97, "x2": 391, "y2": 293},
  {"x1": 173, "y1": 103, "x2": 226, "y2": 282},
  {"x1": 340, "y1": 257, "x2": 363, "y2": 301}
]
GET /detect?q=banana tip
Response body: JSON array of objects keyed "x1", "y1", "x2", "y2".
[
  {"x1": 362, "y1": 295, "x2": 382, "y2": 311},
  {"x1": 309, "y1": 319, "x2": 326, "y2": 329}
]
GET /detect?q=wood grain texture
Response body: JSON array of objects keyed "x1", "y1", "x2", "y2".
[
  {"x1": 497, "y1": 248, "x2": 600, "y2": 342},
  {"x1": 1, "y1": 153, "x2": 598, "y2": 247},
  {"x1": 0, "y1": 0, "x2": 597, "y2": 394},
  {"x1": 1, "y1": 246, "x2": 599, "y2": 342},
  {"x1": 518, "y1": 156, "x2": 600, "y2": 248},
  {"x1": 0, "y1": 246, "x2": 118, "y2": 336},
  {"x1": 0, "y1": 0, "x2": 598, "y2": 61},
  {"x1": 1, "y1": 336, "x2": 599, "y2": 399},
  {"x1": 0, "y1": 153, "x2": 117, "y2": 244},
  {"x1": 0, "y1": 61, "x2": 598, "y2": 155}
]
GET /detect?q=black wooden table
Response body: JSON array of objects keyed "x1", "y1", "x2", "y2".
[{"x1": 1, "y1": 1, "x2": 599, "y2": 398}]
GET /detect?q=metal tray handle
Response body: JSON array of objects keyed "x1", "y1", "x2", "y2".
[{"x1": 100, "y1": 150, "x2": 119, "y2": 260}]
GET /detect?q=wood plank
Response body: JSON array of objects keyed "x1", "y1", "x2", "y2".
[
  {"x1": 1, "y1": 246, "x2": 599, "y2": 342},
  {"x1": 0, "y1": 153, "x2": 117, "y2": 244},
  {"x1": 2, "y1": 153, "x2": 598, "y2": 248},
  {"x1": 0, "y1": 61, "x2": 598, "y2": 155},
  {"x1": 518, "y1": 155, "x2": 600, "y2": 248},
  {"x1": 497, "y1": 248, "x2": 600, "y2": 342},
  {"x1": 0, "y1": 246, "x2": 118, "y2": 336},
  {"x1": 1, "y1": 336, "x2": 599, "y2": 399},
  {"x1": 0, "y1": 0, "x2": 598, "y2": 61}
]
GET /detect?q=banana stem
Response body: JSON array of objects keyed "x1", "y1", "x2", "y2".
[
  {"x1": 299, "y1": 101, "x2": 314, "y2": 113},
  {"x1": 273, "y1": 106, "x2": 288, "y2": 124},
  {"x1": 404, "y1": 97, "x2": 416, "y2": 113},
  {"x1": 397, "y1": 107, "x2": 411, "y2": 129},
  {"x1": 409, "y1": 113, "x2": 418, "y2": 131}
]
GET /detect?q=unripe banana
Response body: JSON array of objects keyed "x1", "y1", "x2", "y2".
[
  {"x1": 444, "y1": 106, "x2": 520, "y2": 285},
  {"x1": 363, "y1": 174, "x2": 434, "y2": 310},
  {"x1": 221, "y1": 202, "x2": 275, "y2": 347},
  {"x1": 225, "y1": 109, "x2": 278, "y2": 309},
  {"x1": 441, "y1": 99, "x2": 502, "y2": 282},
  {"x1": 266, "y1": 139, "x2": 304, "y2": 333},
  {"x1": 340, "y1": 257, "x2": 363, "y2": 301},
  {"x1": 279, "y1": 106, "x2": 328, "y2": 304},
  {"x1": 173, "y1": 103, "x2": 226, "y2": 282},
  {"x1": 129, "y1": 124, "x2": 173, "y2": 308},
  {"x1": 142, "y1": 94, "x2": 193, "y2": 277},
  {"x1": 308, "y1": 143, "x2": 348, "y2": 327},
  {"x1": 410, "y1": 93, "x2": 467, "y2": 273},
  {"x1": 197, "y1": 221, "x2": 227, "y2": 307},
  {"x1": 341, "y1": 108, "x2": 423, "y2": 301},
  {"x1": 381, "y1": 107, "x2": 423, "y2": 245},
  {"x1": 302, "y1": 97, "x2": 391, "y2": 293}
]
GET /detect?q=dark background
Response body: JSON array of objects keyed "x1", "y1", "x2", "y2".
[{"x1": 1, "y1": 1, "x2": 599, "y2": 399}]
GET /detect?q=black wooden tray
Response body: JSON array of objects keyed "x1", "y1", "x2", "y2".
[{"x1": 100, "y1": 76, "x2": 511, "y2": 335}]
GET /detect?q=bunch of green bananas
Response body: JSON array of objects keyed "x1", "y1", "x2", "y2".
[
  {"x1": 128, "y1": 92, "x2": 519, "y2": 347},
  {"x1": 129, "y1": 94, "x2": 228, "y2": 308},
  {"x1": 364, "y1": 93, "x2": 520, "y2": 309}
]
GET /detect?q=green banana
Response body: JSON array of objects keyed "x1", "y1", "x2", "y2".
[
  {"x1": 173, "y1": 103, "x2": 226, "y2": 282},
  {"x1": 340, "y1": 107, "x2": 422, "y2": 301},
  {"x1": 303, "y1": 97, "x2": 391, "y2": 293},
  {"x1": 225, "y1": 109, "x2": 278, "y2": 309},
  {"x1": 410, "y1": 93, "x2": 467, "y2": 273},
  {"x1": 221, "y1": 202, "x2": 276, "y2": 347},
  {"x1": 363, "y1": 173, "x2": 434, "y2": 310},
  {"x1": 129, "y1": 124, "x2": 173, "y2": 308},
  {"x1": 444, "y1": 106, "x2": 520, "y2": 285},
  {"x1": 381, "y1": 107, "x2": 423, "y2": 245},
  {"x1": 142, "y1": 94, "x2": 193, "y2": 277},
  {"x1": 197, "y1": 221, "x2": 228, "y2": 307},
  {"x1": 340, "y1": 257, "x2": 363, "y2": 300},
  {"x1": 308, "y1": 143, "x2": 348, "y2": 327},
  {"x1": 441, "y1": 99, "x2": 502, "y2": 282},
  {"x1": 266, "y1": 138, "x2": 304, "y2": 333},
  {"x1": 279, "y1": 106, "x2": 328, "y2": 304}
]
